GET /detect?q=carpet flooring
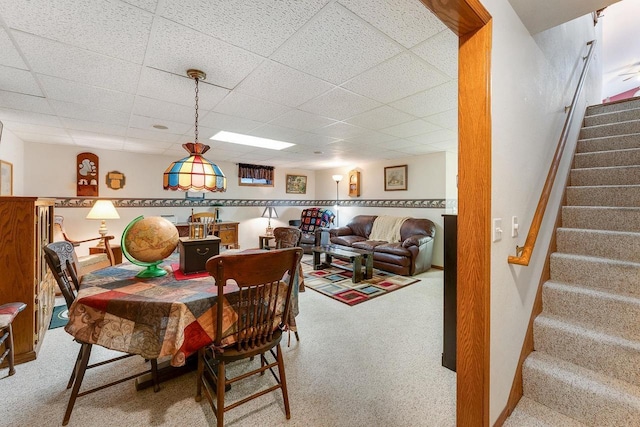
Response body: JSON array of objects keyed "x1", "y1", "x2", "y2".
[
  {"x1": 301, "y1": 259, "x2": 419, "y2": 306},
  {"x1": 49, "y1": 305, "x2": 69, "y2": 329}
]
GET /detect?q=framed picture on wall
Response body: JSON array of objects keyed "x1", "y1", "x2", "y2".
[
  {"x1": 384, "y1": 165, "x2": 407, "y2": 191},
  {"x1": 0, "y1": 160, "x2": 13, "y2": 196},
  {"x1": 286, "y1": 174, "x2": 307, "y2": 194}
]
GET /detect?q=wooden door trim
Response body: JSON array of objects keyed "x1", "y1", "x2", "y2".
[{"x1": 419, "y1": 1, "x2": 492, "y2": 425}]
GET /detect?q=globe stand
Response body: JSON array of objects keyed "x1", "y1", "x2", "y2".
[{"x1": 134, "y1": 261, "x2": 167, "y2": 278}]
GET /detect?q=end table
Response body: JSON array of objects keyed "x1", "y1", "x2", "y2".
[{"x1": 90, "y1": 244, "x2": 123, "y2": 265}]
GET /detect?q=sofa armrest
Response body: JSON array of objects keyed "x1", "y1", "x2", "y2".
[
  {"x1": 402, "y1": 234, "x2": 433, "y2": 248},
  {"x1": 329, "y1": 226, "x2": 353, "y2": 237}
]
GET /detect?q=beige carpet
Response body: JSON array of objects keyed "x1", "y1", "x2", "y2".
[{"x1": 0, "y1": 263, "x2": 455, "y2": 426}]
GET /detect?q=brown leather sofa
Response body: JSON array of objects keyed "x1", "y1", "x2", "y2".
[{"x1": 328, "y1": 215, "x2": 436, "y2": 276}]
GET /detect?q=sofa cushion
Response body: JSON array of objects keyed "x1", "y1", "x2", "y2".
[
  {"x1": 332, "y1": 235, "x2": 367, "y2": 247},
  {"x1": 351, "y1": 240, "x2": 387, "y2": 251},
  {"x1": 346, "y1": 215, "x2": 377, "y2": 238},
  {"x1": 373, "y1": 242, "x2": 412, "y2": 257}
]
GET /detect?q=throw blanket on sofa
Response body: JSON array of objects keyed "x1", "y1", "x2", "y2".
[{"x1": 369, "y1": 216, "x2": 409, "y2": 242}]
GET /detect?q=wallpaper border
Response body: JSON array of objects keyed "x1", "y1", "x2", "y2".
[{"x1": 55, "y1": 197, "x2": 450, "y2": 209}]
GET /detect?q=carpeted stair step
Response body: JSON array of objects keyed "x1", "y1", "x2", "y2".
[
  {"x1": 574, "y1": 147, "x2": 640, "y2": 169},
  {"x1": 583, "y1": 107, "x2": 640, "y2": 127},
  {"x1": 504, "y1": 396, "x2": 587, "y2": 427},
  {"x1": 533, "y1": 314, "x2": 640, "y2": 387},
  {"x1": 577, "y1": 134, "x2": 640, "y2": 154},
  {"x1": 550, "y1": 253, "x2": 640, "y2": 297},
  {"x1": 566, "y1": 184, "x2": 640, "y2": 207},
  {"x1": 522, "y1": 351, "x2": 640, "y2": 426},
  {"x1": 570, "y1": 165, "x2": 640, "y2": 186},
  {"x1": 562, "y1": 206, "x2": 640, "y2": 232},
  {"x1": 586, "y1": 97, "x2": 640, "y2": 116},
  {"x1": 556, "y1": 228, "x2": 640, "y2": 263},
  {"x1": 542, "y1": 281, "x2": 640, "y2": 341},
  {"x1": 579, "y1": 120, "x2": 640, "y2": 140}
]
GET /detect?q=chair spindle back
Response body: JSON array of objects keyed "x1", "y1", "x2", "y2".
[{"x1": 44, "y1": 241, "x2": 81, "y2": 309}]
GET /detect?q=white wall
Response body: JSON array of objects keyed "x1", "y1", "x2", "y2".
[
  {"x1": 314, "y1": 152, "x2": 447, "y2": 266},
  {"x1": 484, "y1": 0, "x2": 602, "y2": 422},
  {"x1": 0, "y1": 128, "x2": 25, "y2": 195},
  {"x1": 24, "y1": 143, "x2": 449, "y2": 266}
]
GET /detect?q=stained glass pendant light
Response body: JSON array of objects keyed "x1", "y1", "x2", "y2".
[{"x1": 163, "y1": 69, "x2": 227, "y2": 192}]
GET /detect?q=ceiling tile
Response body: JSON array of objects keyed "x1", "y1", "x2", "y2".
[
  {"x1": 0, "y1": 91, "x2": 53, "y2": 114},
  {"x1": 13, "y1": 32, "x2": 141, "y2": 93},
  {"x1": 408, "y1": 129, "x2": 457, "y2": 145},
  {"x1": 342, "y1": 52, "x2": 449, "y2": 103},
  {"x1": 0, "y1": 107, "x2": 62, "y2": 127},
  {"x1": 398, "y1": 144, "x2": 441, "y2": 155},
  {"x1": 424, "y1": 108, "x2": 458, "y2": 130},
  {"x1": 285, "y1": 133, "x2": 340, "y2": 146},
  {"x1": 1, "y1": 120, "x2": 67, "y2": 136},
  {"x1": 38, "y1": 74, "x2": 134, "y2": 113},
  {"x1": 68, "y1": 130, "x2": 126, "y2": 148},
  {"x1": 121, "y1": 0, "x2": 158, "y2": 13},
  {"x1": 248, "y1": 124, "x2": 305, "y2": 143},
  {"x1": 213, "y1": 92, "x2": 290, "y2": 123},
  {"x1": 73, "y1": 138, "x2": 125, "y2": 151},
  {"x1": 51, "y1": 100, "x2": 130, "y2": 126},
  {"x1": 338, "y1": 0, "x2": 446, "y2": 48},
  {"x1": 0, "y1": 29, "x2": 27, "y2": 69},
  {"x1": 345, "y1": 105, "x2": 414, "y2": 130},
  {"x1": 381, "y1": 119, "x2": 442, "y2": 138},
  {"x1": 126, "y1": 127, "x2": 183, "y2": 143},
  {"x1": 372, "y1": 138, "x2": 419, "y2": 149},
  {"x1": 343, "y1": 130, "x2": 396, "y2": 145},
  {"x1": 136, "y1": 67, "x2": 229, "y2": 110},
  {"x1": 146, "y1": 19, "x2": 263, "y2": 90},
  {"x1": 160, "y1": 0, "x2": 329, "y2": 56},
  {"x1": 0, "y1": 0, "x2": 153, "y2": 63},
  {"x1": 124, "y1": 139, "x2": 173, "y2": 152},
  {"x1": 235, "y1": 60, "x2": 334, "y2": 107},
  {"x1": 391, "y1": 80, "x2": 457, "y2": 117},
  {"x1": 299, "y1": 87, "x2": 380, "y2": 121},
  {"x1": 133, "y1": 96, "x2": 195, "y2": 125},
  {"x1": 313, "y1": 122, "x2": 370, "y2": 139},
  {"x1": 13, "y1": 131, "x2": 74, "y2": 145},
  {"x1": 412, "y1": 29, "x2": 458, "y2": 78},
  {"x1": 272, "y1": 3, "x2": 402, "y2": 85},
  {"x1": 129, "y1": 114, "x2": 192, "y2": 135},
  {"x1": 268, "y1": 109, "x2": 336, "y2": 132},
  {"x1": 60, "y1": 118, "x2": 127, "y2": 136},
  {"x1": 198, "y1": 113, "x2": 261, "y2": 134},
  {"x1": 0, "y1": 65, "x2": 42, "y2": 96}
]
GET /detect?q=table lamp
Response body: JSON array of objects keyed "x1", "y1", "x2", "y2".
[
  {"x1": 86, "y1": 200, "x2": 120, "y2": 247},
  {"x1": 261, "y1": 206, "x2": 278, "y2": 236}
]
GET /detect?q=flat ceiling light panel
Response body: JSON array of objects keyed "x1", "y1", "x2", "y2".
[{"x1": 211, "y1": 131, "x2": 295, "y2": 150}]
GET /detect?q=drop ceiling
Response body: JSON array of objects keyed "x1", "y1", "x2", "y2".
[{"x1": 0, "y1": 0, "x2": 458, "y2": 170}]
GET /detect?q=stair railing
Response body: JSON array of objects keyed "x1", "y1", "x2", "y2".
[{"x1": 508, "y1": 40, "x2": 596, "y2": 266}]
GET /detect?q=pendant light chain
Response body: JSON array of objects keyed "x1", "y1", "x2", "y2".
[{"x1": 194, "y1": 76, "x2": 199, "y2": 143}]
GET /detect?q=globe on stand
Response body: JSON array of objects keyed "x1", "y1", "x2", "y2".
[{"x1": 121, "y1": 215, "x2": 179, "y2": 278}]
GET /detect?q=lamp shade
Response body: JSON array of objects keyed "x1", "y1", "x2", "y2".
[
  {"x1": 86, "y1": 200, "x2": 120, "y2": 220},
  {"x1": 261, "y1": 206, "x2": 278, "y2": 219},
  {"x1": 332, "y1": 174, "x2": 343, "y2": 182},
  {"x1": 163, "y1": 142, "x2": 227, "y2": 192}
]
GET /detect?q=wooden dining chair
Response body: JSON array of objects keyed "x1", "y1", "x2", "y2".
[
  {"x1": 0, "y1": 302, "x2": 26, "y2": 376},
  {"x1": 44, "y1": 241, "x2": 159, "y2": 426},
  {"x1": 191, "y1": 212, "x2": 217, "y2": 236},
  {"x1": 273, "y1": 227, "x2": 304, "y2": 342},
  {"x1": 195, "y1": 247, "x2": 303, "y2": 427}
]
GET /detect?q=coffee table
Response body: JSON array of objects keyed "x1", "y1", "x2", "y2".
[{"x1": 312, "y1": 244, "x2": 373, "y2": 283}]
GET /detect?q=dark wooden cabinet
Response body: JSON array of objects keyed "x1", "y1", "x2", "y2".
[
  {"x1": 0, "y1": 197, "x2": 56, "y2": 366},
  {"x1": 176, "y1": 221, "x2": 239, "y2": 249},
  {"x1": 442, "y1": 214, "x2": 457, "y2": 372},
  {"x1": 179, "y1": 237, "x2": 221, "y2": 274}
]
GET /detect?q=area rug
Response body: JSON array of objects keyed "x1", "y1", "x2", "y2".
[
  {"x1": 301, "y1": 259, "x2": 419, "y2": 306},
  {"x1": 49, "y1": 305, "x2": 69, "y2": 329}
]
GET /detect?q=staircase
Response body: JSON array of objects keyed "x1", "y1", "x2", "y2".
[{"x1": 504, "y1": 97, "x2": 640, "y2": 426}]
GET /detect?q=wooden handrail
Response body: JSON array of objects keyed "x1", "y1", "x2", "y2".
[{"x1": 508, "y1": 40, "x2": 596, "y2": 266}]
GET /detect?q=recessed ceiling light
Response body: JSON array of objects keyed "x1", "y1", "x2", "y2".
[
  {"x1": 211, "y1": 131, "x2": 294, "y2": 150},
  {"x1": 314, "y1": 151, "x2": 323, "y2": 154},
  {"x1": 153, "y1": 124, "x2": 168, "y2": 130}
]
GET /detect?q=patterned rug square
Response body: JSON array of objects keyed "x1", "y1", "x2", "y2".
[
  {"x1": 301, "y1": 259, "x2": 420, "y2": 306},
  {"x1": 49, "y1": 305, "x2": 69, "y2": 329}
]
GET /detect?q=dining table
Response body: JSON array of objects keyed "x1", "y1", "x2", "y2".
[{"x1": 64, "y1": 252, "x2": 303, "y2": 389}]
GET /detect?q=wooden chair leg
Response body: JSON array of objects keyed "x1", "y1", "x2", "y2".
[
  {"x1": 63, "y1": 343, "x2": 92, "y2": 426},
  {"x1": 275, "y1": 344, "x2": 290, "y2": 419},
  {"x1": 294, "y1": 331, "x2": 299, "y2": 341},
  {"x1": 216, "y1": 360, "x2": 225, "y2": 427},
  {"x1": 195, "y1": 347, "x2": 204, "y2": 402},
  {"x1": 67, "y1": 347, "x2": 83, "y2": 389},
  {"x1": 6, "y1": 324, "x2": 16, "y2": 376},
  {"x1": 150, "y1": 358, "x2": 159, "y2": 392}
]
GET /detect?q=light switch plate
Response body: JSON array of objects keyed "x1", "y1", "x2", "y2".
[{"x1": 493, "y1": 218, "x2": 502, "y2": 242}]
